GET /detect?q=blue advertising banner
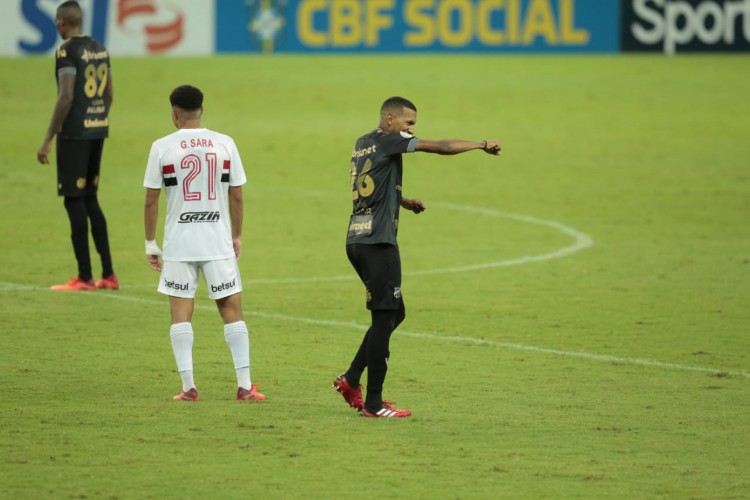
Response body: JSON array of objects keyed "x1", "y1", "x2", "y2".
[
  {"x1": 5, "y1": 0, "x2": 748, "y2": 56},
  {"x1": 216, "y1": 0, "x2": 621, "y2": 53}
]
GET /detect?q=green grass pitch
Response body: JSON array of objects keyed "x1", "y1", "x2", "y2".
[{"x1": 0, "y1": 54, "x2": 748, "y2": 498}]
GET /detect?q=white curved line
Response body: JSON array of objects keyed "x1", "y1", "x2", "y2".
[
  {"x1": 245, "y1": 202, "x2": 594, "y2": 284},
  {"x1": 407, "y1": 201, "x2": 593, "y2": 276}
]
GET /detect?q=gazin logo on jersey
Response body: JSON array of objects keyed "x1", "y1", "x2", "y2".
[{"x1": 178, "y1": 211, "x2": 220, "y2": 223}]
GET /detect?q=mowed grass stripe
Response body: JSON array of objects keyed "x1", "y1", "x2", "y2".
[{"x1": 3, "y1": 281, "x2": 746, "y2": 379}]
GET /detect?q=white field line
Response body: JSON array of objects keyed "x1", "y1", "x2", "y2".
[
  {"x1": 244, "y1": 204, "x2": 594, "y2": 285},
  {"x1": 2, "y1": 282, "x2": 747, "y2": 379},
  {"x1": 15, "y1": 204, "x2": 593, "y2": 288},
  {"x1": 405, "y1": 202, "x2": 594, "y2": 276},
  {"x1": 64, "y1": 205, "x2": 592, "y2": 287}
]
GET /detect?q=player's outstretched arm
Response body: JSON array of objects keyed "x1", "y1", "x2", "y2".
[
  {"x1": 401, "y1": 197, "x2": 426, "y2": 214},
  {"x1": 415, "y1": 139, "x2": 501, "y2": 156}
]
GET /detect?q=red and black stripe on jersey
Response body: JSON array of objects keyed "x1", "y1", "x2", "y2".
[
  {"x1": 163, "y1": 164, "x2": 177, "y2": 186},
  {"x1": 221, "y1": 160, "x2": 230, "y2": 182},
  {"x1": 163, "y1": 161, "x2": 229, "y2": 186}
]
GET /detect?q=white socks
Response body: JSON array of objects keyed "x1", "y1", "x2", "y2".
[
  {"x1": 170, "y1": 320, "x2": 252, "y2": 392},
  {"x1": 224, "y1": 320, "x2": 251, "y2": 390},
  {"x1": 170, "y1": 322, "x2": 195, "y2": 391}
]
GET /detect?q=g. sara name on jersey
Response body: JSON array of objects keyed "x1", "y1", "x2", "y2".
[{"x1": 180, "y1": 138, "x2": 214, "y2": 149}]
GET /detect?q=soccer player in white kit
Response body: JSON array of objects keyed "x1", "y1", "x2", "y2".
[{"x1": 143, "y1": 85, "x2": 264, "y2": 402}]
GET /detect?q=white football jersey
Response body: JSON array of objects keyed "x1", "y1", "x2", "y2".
[{"x1": 143, "y1": 128, "x2": 247, "y2": 261}]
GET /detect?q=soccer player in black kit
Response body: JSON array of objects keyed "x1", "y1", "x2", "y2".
[
  {"x1": 37, "y1": 1, "x2": 118, "y2": 291},
  {"x1": 333, "y1": 97, "x2": 501, "y2": 418}
]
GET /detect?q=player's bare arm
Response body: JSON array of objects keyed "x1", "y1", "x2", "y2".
[
  {"x1": 415, "y1": 138, "x2": 501, "y2": 156},
  {"x1": 144, "y1": 188, "x2": 162, "y2": 271},
  {"x1": 401, "y1": 198, "x2": 426, "y2": 214},
  {"x1": 229, "y1": 186, "x2": 243, "y2": 260},
  {"x1": 37, "y1": 73, "x2": 75, "y2": 164}
]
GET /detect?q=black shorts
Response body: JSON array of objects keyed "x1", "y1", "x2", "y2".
[
  {"x1": 346, "y1": 243, "x2": 403, "y2": 311},
  {"x1": 56, "y1": 138, "x2": 105, "y2": 197}
]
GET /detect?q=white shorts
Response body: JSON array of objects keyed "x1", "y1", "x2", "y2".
[{"x1": 158, "y1": 258, "x2": 242, "y2": 300}]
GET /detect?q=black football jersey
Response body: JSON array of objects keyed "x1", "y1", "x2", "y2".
[
  {"x1": 55, "y1": 35, "x2": 110, "y2": 139},
  {"x1": 346, "y1": 129, "x2": 418, "y2": 246}
]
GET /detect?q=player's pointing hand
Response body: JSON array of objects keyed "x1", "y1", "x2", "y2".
[{"x1": 483, "y1": 140, "x2": 501, "y2": 156}]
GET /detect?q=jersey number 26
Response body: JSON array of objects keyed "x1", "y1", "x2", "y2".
[{"x1": 350, "y1": 158, "x2": 375, "y2": 200}]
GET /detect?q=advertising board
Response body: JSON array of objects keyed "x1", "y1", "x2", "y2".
[
  {"x1": 3, "y1": 0, "x2": 748, "y2": 56},
  {"x1": 216, "y1": 0, "x2": 620, "y2": 53},
  {"x1": 2, "y1": 0, "x2": 214, "y2": 56},
  {"x1": 621, "y1": 0, "x2": 750, "y2": 53}
]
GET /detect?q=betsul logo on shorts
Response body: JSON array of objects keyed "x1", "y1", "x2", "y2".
[
  {"x1": 211, "y1": 279, "x2": 236, "y2": 294},
  {"x1": 178, "y1": 211, "x2": 220, "y2": 223},
  {"x1": 163, "y1": 278, "x2": 188, "y2": 291},
  {"x1": 622, "y1": 0, "x2": 750, "y2": 54}
]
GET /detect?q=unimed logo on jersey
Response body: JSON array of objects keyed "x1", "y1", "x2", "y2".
[
  {"x1": 622, "y1": 0, "x2": 750, "y2": 53},
  {"x1": 178, "y1": 211, "x2": 220, "y2": 223}
]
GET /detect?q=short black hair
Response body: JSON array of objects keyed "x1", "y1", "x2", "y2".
[
  {"x1": 57, "y1": 1, "x2": 83, "y2": 26},
  {"x1": 169, "y1": 85, "x2": 204, "y2": 111},
  {"x1": 381, "y1": 96, "x2": 417, "y2": 114}
]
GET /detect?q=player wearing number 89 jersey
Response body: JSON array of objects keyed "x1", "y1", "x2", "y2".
[
  {"x1": 37, "y1": 1, "x2": 117, "y2": 292},
  {"x1": 55, "y1": 34, "x2": 110, "y2": 140}
]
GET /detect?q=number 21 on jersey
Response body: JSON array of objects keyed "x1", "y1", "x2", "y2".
[{"x1": 163, "y1": 153, "x2": 218, "y2": 201}]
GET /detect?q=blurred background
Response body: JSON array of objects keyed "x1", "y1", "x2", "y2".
[{"x1": 5, "y1": 0, "x2": 748, "y2": 58}]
